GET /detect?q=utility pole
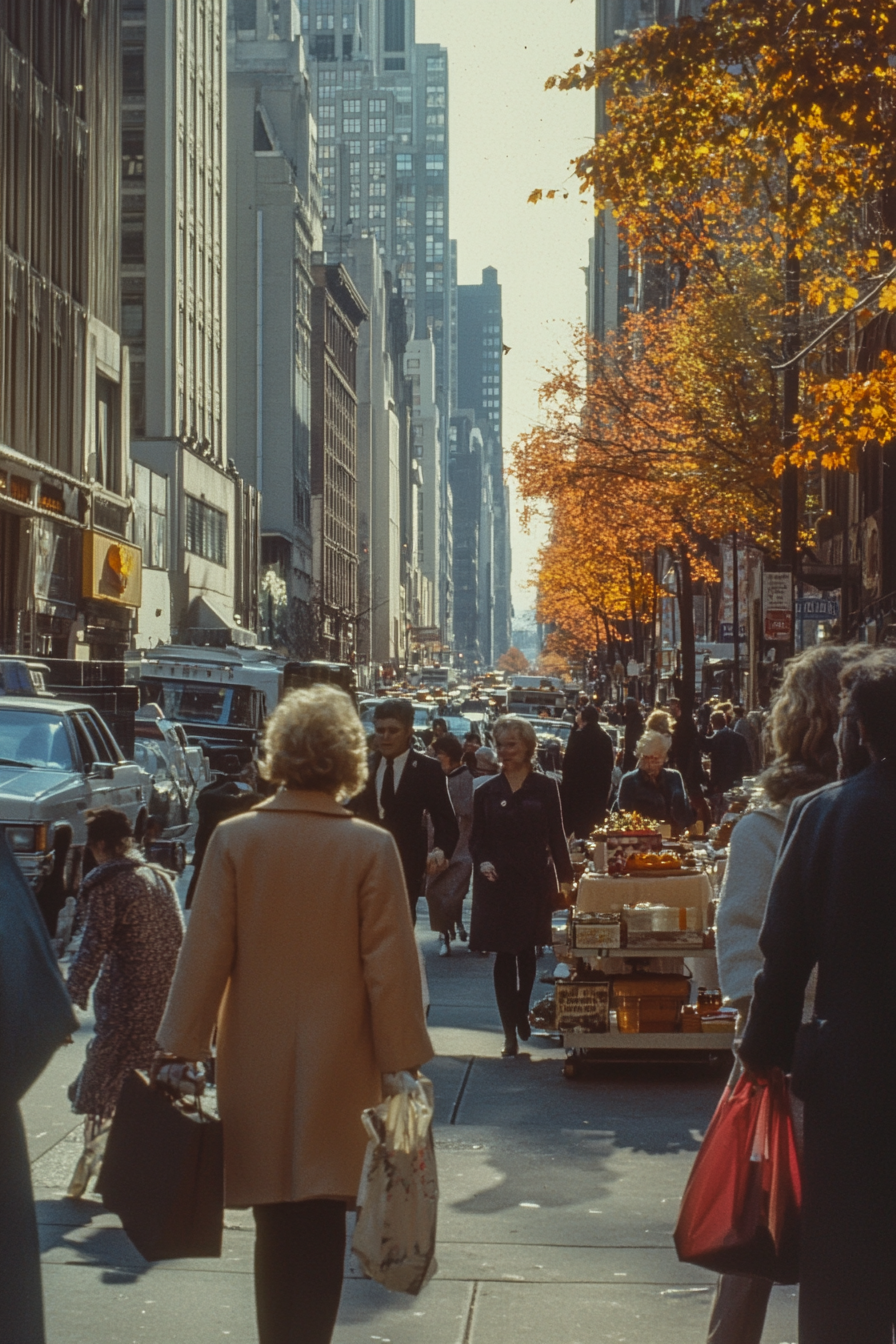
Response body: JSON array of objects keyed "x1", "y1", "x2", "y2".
[
  {"x1": 780, "y1": 166, "x2": 801, "y2": 660},
  {"x1": 731, "y1": 530, "x2": 740, "y2": 702}
]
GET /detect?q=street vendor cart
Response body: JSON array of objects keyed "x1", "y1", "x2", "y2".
[{"x1": 547, "y1": 819, "x2": 736, "y2": 1077}]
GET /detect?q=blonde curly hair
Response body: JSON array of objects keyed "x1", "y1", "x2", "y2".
[
  {"x1": 260, "y1": 685, "x2": 368, "y2": 799},
  {"x1": 760, "y1": 643, "x2": 846, "y2": 804}
]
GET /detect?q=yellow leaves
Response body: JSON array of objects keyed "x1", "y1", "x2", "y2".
[
  {"x1": 879, "y1": 281, "x2": 896, "y2": 311},
  {"x1": 793, "y1": 352, "x2": 896, "y2": 472}
]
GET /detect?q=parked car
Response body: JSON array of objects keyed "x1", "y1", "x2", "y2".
[
  {"x1": 133, "y1": 703, "x2": 210, "y2": 833},
  {"x1": 0, "y1": 697, "x2": 152, "y2": 932}
]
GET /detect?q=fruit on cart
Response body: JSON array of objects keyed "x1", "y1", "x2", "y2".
[{"x1": 625, "y1": 852, "x2": 682, "y2": 872}]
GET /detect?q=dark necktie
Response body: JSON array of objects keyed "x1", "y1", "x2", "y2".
[{"x1": 380, "y1": 758, "x2": 395, "y2": 816}]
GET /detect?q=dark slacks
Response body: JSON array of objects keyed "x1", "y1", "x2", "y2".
[
  {"x1": 493, "y1": 949, "x2": 537, "y2": 1039},
  {"x1": 0, "y1": 1104, "x2": 45, "y2": 1344},
  {"x1": 706, "y1": 1273, "x2": 773, "y2": 1344},
  {"x1": 253, "y1": 1199, "x2": 346, "y2": 1344}
]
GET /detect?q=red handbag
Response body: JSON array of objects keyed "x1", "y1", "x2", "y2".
[{"x1": 674, "y1": 1068, "x2": 801, "y2": 1283}]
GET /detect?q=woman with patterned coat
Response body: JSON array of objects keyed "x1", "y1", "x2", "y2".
[{"x1": 65, "y1": 807, "x2": 183, "y2": 1195}]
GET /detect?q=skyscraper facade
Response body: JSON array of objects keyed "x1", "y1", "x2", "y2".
[
  {"x1": 227, "y1": 0, "x2": 321, "y2": 655},
  {"x1": 126, "y1": 0, "x2": 259, "y2": 645},
  {"x1": 588, "y1": 0, "x2": 705, "y2": 340},
  {"x1": 456, "y1": 266, "x2": 512, "y2": 660},
  {"x1": 0, "y1": 0, "x2": 138, "y2": 658}
]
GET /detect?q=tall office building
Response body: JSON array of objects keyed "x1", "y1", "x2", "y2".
[
  {"x1": 456, "y1": 266, "x2": 512, "y2": 660},
  {"x1": 299, "y1": 0, "x2": 454, "y2": 651},
  {"x1": 588, "y1": 0, "x2": 705, "y2": 339},
  {"x1": 310, "y1": 261, "x2": 367, "y2": 661},
  {"x1": 124, "y1": 0, "x2": 259, "y2": 645},
  {"x1": 227, "y1": 0, "x2": 321, "y2": 655},
  {"x1": 0, "y1": 0, "x2": 140, "y2": 659}
]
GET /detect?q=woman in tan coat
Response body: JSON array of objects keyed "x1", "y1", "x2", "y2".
[{"x1": 155, "y1": 685, "x2": 432, "y2": 1344}]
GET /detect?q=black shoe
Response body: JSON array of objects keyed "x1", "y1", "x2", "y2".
[{"x1": 501, "y1": 1036, "x2": 519, "y2": 1057}]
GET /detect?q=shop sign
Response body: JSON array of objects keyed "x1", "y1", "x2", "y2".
[
  {"x1": 796, "y1": 597, "x2": 839, "y2": 621},
  {"x1": 82, "y1": 531, "x2": 142, "y2": 609},
  {"x1": 412, "y1": 626, "x2": 441, "y2": 642},
  {"x1": 763, "y1": 571, "x2": 793, "y2": 640}
]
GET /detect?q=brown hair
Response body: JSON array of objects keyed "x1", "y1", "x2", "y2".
[
  {"x1": 85, "y1": 807, "x2": 134, "y2": 856},
  {"x1": 760, "y1": 644, "x2": 846, "y2": 804}
]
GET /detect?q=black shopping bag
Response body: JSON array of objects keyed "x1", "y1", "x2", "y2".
[{"x1": 96, "y1": 1070, "x2": 224, "y2": 1261}]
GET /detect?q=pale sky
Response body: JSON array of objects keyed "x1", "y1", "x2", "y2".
[{"x1": 415, "y1": 0, "x2": 597, "y2": 626}]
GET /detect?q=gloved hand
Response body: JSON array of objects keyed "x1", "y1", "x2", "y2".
[{"x1": 152, "y1": 1055, "x2": 206, "y2": 1098}]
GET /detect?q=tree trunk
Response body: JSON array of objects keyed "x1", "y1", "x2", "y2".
[{"x1": 676, "y1": 542, "x2": 697, "y2": 718}]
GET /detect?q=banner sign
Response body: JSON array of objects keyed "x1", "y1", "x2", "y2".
[
  {"x1": 796, "y1": 597, "x2": 839, "y2": 621},
  {"x1": 763, "y1": 572, "x2": 793, "y2": 641}
]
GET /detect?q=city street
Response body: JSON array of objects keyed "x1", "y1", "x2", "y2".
[{"x1": 22, "y1": 896, "x2": 799, "y2": 1344}]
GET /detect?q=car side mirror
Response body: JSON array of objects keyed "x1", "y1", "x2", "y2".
[{"x1": 88, "y1": 762, "x2": 115, "y2": 781}]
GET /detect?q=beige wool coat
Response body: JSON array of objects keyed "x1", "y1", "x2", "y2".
[{"x1": 156, "y1": 790, "x2": 433, "y2": 1209}]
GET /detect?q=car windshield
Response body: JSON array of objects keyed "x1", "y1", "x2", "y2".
[
  {"x1": 146, "y1": 680, "x2": 258, "y2": 727},
  {"x1": 443, "y1": 716, "x2": 472, "y2": 736},
  {"x1": 0, "y1": 709, "x2": 74, "y2": 771}
]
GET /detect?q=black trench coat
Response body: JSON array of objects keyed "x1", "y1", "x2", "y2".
[
  {"x1": 469, "y1": 771, "x2": 573, "y2": 954},
  {"x1": 740, "y1": 761, "x2": 896, "y2": 1344}
]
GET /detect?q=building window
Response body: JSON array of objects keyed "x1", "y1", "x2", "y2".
[
  {"x1": 122, "y1": 50, "x2": 144, "y2": 94},
  {"x1": 95, "y1": 376, "x2": 121, "y2": 494},
  {"x1": 368, "y1": 116, "x2": 386, "y2": 133},
  {"x1": 185, "y1": 495, "x2": 227, "y2": 567},
  {"x1": 396, "y1": 152, "x2": 412, "y2": 174},
  {"x1": 122, "y1": 128, "x2": 144, "y2": 178},
  {"x1": 425, "y1": 154, "x2": 444, "y2": 174},
  {"x1": 369, "y1": 181, "x2": 386, "y2": 198},
  {"x1": 368, "y1": 203, "x2": 386, "y2": 219},
  {"x1": 344, "y1": 99, "x2": 361, "y2": 113},
  {"x1": 384, "y1": 0, "x2": 405, "y2": 51},
  {"x1": 384, "y1": 57, "x2": 405, "y2": 70},
  {"x1": 134, "y1": 463, "x2": 169, "y2": 569},
  {"x1": 368, "y1": 139, "x2": 386, "y2": 154},
  {"x1": 427, "y1": 54, "x2": 446, "y2": 72},
  {"x1": 121, "y1": 301, "x2": 144, "y2": 339},
  {"x1": 426, "y1": 86, "x2": 445, "y2": 107},
  {"x1": 369, "y1": 98, "x2": 386, "y2": 113},
  {"x1": 343, "y1": 117, "x2": 361, "y2": 134}
]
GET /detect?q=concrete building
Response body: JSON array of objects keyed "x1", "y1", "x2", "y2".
[
  {"x1": 449, "y1": 416, "x2": 483, "y2": 671},
  {"x1": 310, "y1": 260, "x2": 367, "y2": 661},
  {"x1": 456, "y1": 265, "x2": 512, "y2": 660},
  {"x1": 404, "y1": 335, "x2": 449, "y2": 650},
  {"x1": 587, "y1": 0, "x2": 705, "y2": 340},
  {"x1": 298, "y1": 0, "x2": 454, "y2": 658},
  {"x1": 340, "y1": 231, "x2": 410, "y2": 669},
  {"x1": 123, "y1": 0, "x2": 259, "y2": 648},
  {"x1": 227, "y1": 0, "x2": 321, "y2": 656},
  {"x1": 0, "y1": 0, "x2": 141, "y2": 659}
]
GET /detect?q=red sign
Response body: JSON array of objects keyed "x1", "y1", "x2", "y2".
[{"x1": 764, "y1": 611, "x2": 792, "y2": 640}]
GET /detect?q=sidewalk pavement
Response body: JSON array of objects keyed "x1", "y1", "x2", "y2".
[{"x1": 24, "y1": 901, "x2": 798, "y2": 1344}]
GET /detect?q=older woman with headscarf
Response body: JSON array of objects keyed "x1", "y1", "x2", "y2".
[{"x1": 615, "y1": 729, "x2": 694, "y2": 833}]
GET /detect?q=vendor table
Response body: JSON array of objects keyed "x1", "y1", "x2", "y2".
[{"x1": 556, "y1": 866, "x2": 735, "y2": 1075}]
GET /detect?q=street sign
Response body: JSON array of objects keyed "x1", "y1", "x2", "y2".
[
  {"x1": 796, "y1": 597, "x2": 839, "y2": 621},
  {"x1": 763, "y1": 572, "x2": 793, "y2": 641},
  {"x1": 411, "y1": 626, "x2": 441, "y2": 642}
]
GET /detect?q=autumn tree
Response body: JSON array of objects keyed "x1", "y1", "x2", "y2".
[{"x1": 497, "y1": 647, "x2": 529, "y2": 674}]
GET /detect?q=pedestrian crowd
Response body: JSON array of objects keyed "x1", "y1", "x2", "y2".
[{"x1": 3, "y1": 648, "x2": 896, "y2": 1344}]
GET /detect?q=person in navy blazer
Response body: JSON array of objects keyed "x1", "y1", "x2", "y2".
[{"x1": 351, "y1": 699, "x2": 459, "y2": 922}]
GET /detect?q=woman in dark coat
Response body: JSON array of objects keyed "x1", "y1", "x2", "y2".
[
  {"x1": 740, "y1": 651, "x2": 896, "y2": 1344},
  {"x1": 560, "y1": 704, "x2": 615, "y2": 838},
  {"x1": 616, "y1": 729, "x2": 694, "y2": 833},
  {"x1": 470, "y1": 715, "x2": 573, "y2": 1056}
]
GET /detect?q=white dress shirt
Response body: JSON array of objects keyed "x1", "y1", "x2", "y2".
[{"x1": 376, "y1": 749, "x2": 410, "y2": 819}]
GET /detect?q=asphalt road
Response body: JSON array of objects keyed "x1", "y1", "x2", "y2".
[{"x1": 22, "y1": 890, "x2": 799, "y2": 1344}]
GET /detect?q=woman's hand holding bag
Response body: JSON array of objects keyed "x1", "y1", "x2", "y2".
[{"x1": 673, "y1": 1068, "x2": 801, "y2": 1283}]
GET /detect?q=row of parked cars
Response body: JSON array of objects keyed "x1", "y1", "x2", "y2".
[{"x1": 0, "y1": 657, "x2": 209, "y2": 932}]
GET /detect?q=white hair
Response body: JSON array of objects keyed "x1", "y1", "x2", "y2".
[{"x1": 635, "y1": 729, "x2": 670, "y2": 762}]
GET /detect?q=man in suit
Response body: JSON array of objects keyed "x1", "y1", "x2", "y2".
[
  {"x1": 352, "y1": 698, "x2": 459, "y2": 923},
  {"x1": 702, "y1": 709, "x2": 753, "y2": 819}
]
